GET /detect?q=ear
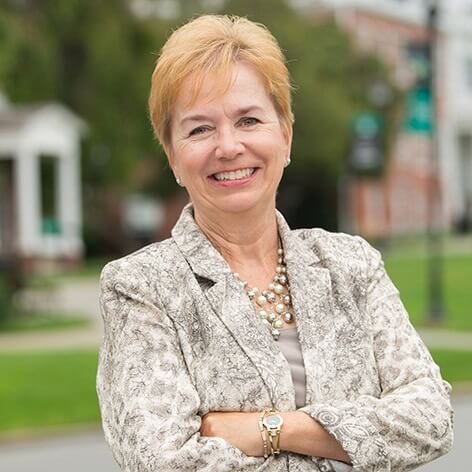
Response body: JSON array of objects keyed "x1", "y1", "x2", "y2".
[
  {"x1": 168, "y1": 160, "x2": 184, "y2": 187},
  {"x1": 166, "y1": 146, "x2": 178, "y2": 177},
  {"x1": 284, "y1": 124, "x2": 293, "y2": 160}
]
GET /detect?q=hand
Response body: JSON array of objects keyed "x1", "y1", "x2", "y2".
[{"x1": 200, "y1": 411, "x2": 264, "y2": 457}]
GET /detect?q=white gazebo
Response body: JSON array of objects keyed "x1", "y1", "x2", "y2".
[{"x1": 0, "y1": 96, "x2": 87, "y2": 268}]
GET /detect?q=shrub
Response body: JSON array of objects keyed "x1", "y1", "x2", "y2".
[{"x1": 0, "y1": 272, "x2": 14, "y2": 326}]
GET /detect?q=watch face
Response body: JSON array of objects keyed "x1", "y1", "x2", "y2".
[{"x1": 264, "y1": 414, "x2": 283, "y2": 428}]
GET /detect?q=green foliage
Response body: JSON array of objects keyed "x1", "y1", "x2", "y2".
[
  {"x1": 0, "y1": 0, "x2": 170, "y2": 190},
  {"x1": 0, "y1": 7, "x2": 57, "y2": 99},
  {"x1": 0, "y1": 273, "x2": 14, "y2": 326}
]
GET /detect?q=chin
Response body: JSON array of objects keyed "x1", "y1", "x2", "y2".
[{"x1": 213, "y1": 195, "x2": 269, "y2": 215}]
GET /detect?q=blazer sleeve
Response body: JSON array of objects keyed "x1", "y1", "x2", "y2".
[
  {"x1": 298, "y1": 237, "x2": 454, "y2": 472},
  {"x1": 96, "y1": 261, "x2": 262, "y2": 472}
]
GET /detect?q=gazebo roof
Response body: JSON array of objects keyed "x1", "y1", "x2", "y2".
[
  {"x1": 0, "y1": 105, "x2": 45, "y2": 129},
  {"x1": 0, "y1": 100, "x2": 87, "y2": 156},
  {"x1": 0, "y1": 102, "x2": 87, "y2": 134}
]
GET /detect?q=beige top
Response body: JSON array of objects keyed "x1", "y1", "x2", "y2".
[
  {"x1": 278, "y1": 326, "x2": 306, "y2": 409},
  {"x1": 278, "y1": 326, "x2": 353, "y2": 472}
]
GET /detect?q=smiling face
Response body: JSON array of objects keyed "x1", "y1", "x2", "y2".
[{"x1": 168, "y1": 62, "x2": 292, "y2": 220}]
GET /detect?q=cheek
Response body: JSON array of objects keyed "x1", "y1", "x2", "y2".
[
  {"x1": 247, "y1": 130, "x2": 287, "y2": 157},
  {"x1": 256, "y1": 142, "x2": 287, "y2": 164},
  {"x1": 176, "y1": 142, "x2": 213, "y2": 173}
]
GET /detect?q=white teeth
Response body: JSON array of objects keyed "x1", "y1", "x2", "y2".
[{"x1": 214, "y1": 168, "x2": 255, "y2": 181}]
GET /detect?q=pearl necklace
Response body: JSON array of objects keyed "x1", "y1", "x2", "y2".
[{"x1": 233, "y1": 247, "x2": 294, "y2": 341}]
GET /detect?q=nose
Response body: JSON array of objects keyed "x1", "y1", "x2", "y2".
[{"x1": 214, "y1": 125, "x2": 245, "y2": 160}]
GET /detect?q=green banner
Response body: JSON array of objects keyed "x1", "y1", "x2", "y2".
[{"x1": 404, "y1": 87, "x2": 433, "y2": 134}]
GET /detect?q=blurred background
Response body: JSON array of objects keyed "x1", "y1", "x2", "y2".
[{"x1": 0, "y1": 0, "x2": 470, "y2": 470}]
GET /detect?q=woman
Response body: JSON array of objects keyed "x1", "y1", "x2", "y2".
[{"x1": 96, "y1": 15, "x2": 453, "y2": 472}]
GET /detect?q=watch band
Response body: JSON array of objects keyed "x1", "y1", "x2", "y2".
[
  {"x1": 258, "y1": 410, "x2": 270, "y2": 458},
  {"x1": 260, "y1": 408, "x2": 284, "y2": 456},
  {"x1": 267, "y1": 424, "x2": 282, "y2": 455}
]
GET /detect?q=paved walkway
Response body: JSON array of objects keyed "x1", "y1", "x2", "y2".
[
  {"x1": 417, "y1": 328, "x2": 472, "y2": 351},
  {"x1": 1, "y1": 322, "x2": 471, "y2": 352},
  {"x1": 0, "y1": 429, "x2": 120, "y2": 472},
  {"x1": 0, "y1": 325, "x2": 103, "y2": 352},
  {"x1": 0, "y1": 278, "x2": 102, "y2": 353},
  {"x1": 18, "y1": 278, "x2": 100, "y2": 321}
]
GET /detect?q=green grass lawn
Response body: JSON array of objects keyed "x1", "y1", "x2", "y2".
[
  {"x1": 384, "y1": 253, "x2": 472, "y2": 331},
  {"x1": 0, "y1": 350, "x2": 100, "y2": 435},
  {"x1": 0, "y1": 348, "x2": 471, "y2": 436},
  {"x1": 431, "y1": 349, "x2": 472, "y2": 384},
  {"x1": 0, "y1": 313, "x2": 89, "y2": 333}
]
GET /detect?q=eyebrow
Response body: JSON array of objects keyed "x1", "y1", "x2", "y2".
[{"x1": 179, "y1": 105, "x2": 264, "y2": 127}]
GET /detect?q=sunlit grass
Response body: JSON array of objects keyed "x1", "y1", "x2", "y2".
[
  {"x1": 430, "y1": 349, "x2": 472, "y2": 384},
  {"x1": 0, "y1": 348, "x2": 470, "y2": 436},
  {"x1": 384, "y1": 253, "x2": 472, "y2": 331},
  {"x1": 0, "y1": 313, "x2": 89, "y2": 333},
  {"x1": 0, "y1": 350, "x2": 100, "y2": 435}
]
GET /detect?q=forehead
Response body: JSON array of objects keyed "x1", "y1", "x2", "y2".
[{"x1": 173, "y1": 62, "x2": 273, "y2": 118}]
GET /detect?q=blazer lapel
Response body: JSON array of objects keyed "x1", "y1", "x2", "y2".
[
  {"x1": 171, "y1": 204, "x2": 296, "y2": 410},
  {"x1": 276, "y1": 213, "x2": 336, "y2": 406},
  {"x1": 172, "y1": 204, "x2": 349, "y2": 409}
]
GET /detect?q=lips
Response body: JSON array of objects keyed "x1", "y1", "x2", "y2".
[{"x1": 211, "y1": 167, "x2": 257, "y2": 181}]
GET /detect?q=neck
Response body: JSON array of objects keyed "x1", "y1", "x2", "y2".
[{"x1": 193, "y1": 202, "x2": 279, "y2": 275}]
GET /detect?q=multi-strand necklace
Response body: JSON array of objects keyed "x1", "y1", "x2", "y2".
[{"x1": 233, "y1": 246, "x2": 294, "y2": 341}]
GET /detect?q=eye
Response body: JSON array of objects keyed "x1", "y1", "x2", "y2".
[
  {"x1": 239, "y1": 117, "x2": 260, "y2": 127},
  {"x1": 189, "y1": 126, "x2": 211, "y2": 136}
]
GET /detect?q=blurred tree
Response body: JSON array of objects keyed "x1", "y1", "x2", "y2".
[{"x1": 0, "y1": 0, "x2": 174, "y2": 186}]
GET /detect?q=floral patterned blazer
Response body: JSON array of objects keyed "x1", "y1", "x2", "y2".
[{"x1": 96, "y1": 203, "x2": 453, "y2": 472}]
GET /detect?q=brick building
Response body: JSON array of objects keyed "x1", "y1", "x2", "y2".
[{"x1": 303, "y1": 0, "x2": 472, "y2": 238}]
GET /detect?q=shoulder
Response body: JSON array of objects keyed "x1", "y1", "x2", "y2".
[
  {"x1": 100, "y1": 237, "x2": 181, "y2": 296},
  {"x1": 291, "y1": 227, "x2": 382, "y2": 278}
]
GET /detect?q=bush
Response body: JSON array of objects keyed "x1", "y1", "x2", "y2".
[
  {"x1": 0, "y1": 257, "x2": 23, "y2": 328},
  {"x1": 0, "y1": 272, "x2": 15, "y2": 326}
]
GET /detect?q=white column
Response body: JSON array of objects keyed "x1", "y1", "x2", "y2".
[
  {"x1": 57, "y1": 143, "x2": 83, "y2": 256},
  {"x1": 14, "y1": 149, "x2": 41, "y2": 255}
]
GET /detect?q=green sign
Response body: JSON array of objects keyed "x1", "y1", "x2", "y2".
[
  {"x1": 41, "y1": 217, "x2": 61, "y2": 235},
  {"x1": 353, "y1": 113, "x2": 382, "y2": 138},
  {"x1": 404, "y1": 87, "x2": 434, "y2": 134},
  {"x1": 349, "y1": 112, "x2": 384, "y2": 175}
]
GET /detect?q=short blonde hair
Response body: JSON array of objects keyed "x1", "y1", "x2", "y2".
[{"x1": 148, "y1": 15, "x2": 294, "y2": 154}]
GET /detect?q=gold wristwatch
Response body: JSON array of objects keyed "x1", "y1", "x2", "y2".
[{"x1": 261, "y1": 408, "x2": 284, "y2": 455}]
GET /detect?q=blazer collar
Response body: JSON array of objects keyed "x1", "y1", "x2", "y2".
[
  {"x1": 171, "y1": 203, "x2": 230, "y2": 283},
  {"x1": 171, "y1": 202, "x2": 321, "y2": 283},
  {"x1": 171, "y1": 203, "x2": 330, "y2": 408}
]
